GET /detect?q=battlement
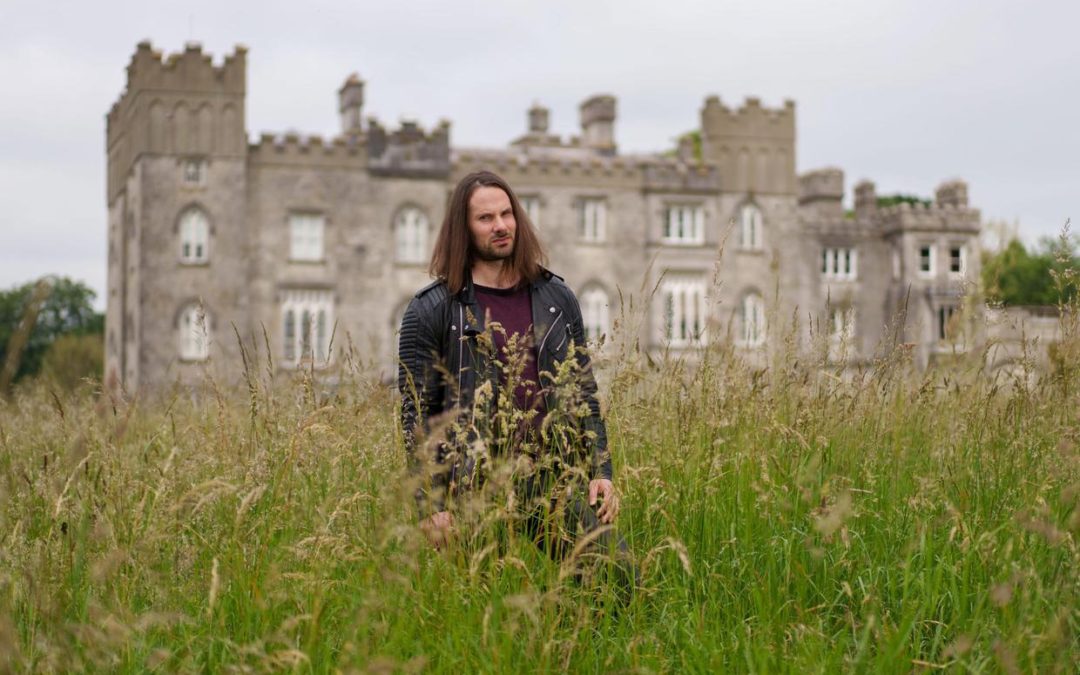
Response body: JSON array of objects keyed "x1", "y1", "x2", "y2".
[
  {"x1": 452, "y1": 148, "x2": 642, "y2": 187},
  {"x1": 799, "y1": 168, "x2": 844, "y2": 204},
  {"x1": 877, "y1": 180, "x2": 980, "y2": 234},
  {"x1": 700, "y1": 95, "x2": 796, "y2": 141},
  {"x1": 108, "y1": 41, "x2": 246, "y2": 132},
  {"x1": 367, "y1": 118, "x2": 451, "y2": 178},
  {"x1": 248, "y1": 132, "x2": 364, "y2": 168},
  {"x1": 643, "y1": 159, "x2": 720, "y2": 193}
]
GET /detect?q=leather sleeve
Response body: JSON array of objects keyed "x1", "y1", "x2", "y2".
[
  {"x1": 397, "y1": 296, "x2": 451, "y2": 517},
  {"x1": 563, "y1": 289, "x2": 613, "y2": 481}
]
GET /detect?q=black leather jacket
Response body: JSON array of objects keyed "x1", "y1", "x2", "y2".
[{"x1": 397, "y1": 269, "x2": 612, "y2": 515}]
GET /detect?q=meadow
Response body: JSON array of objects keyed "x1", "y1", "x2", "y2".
[{"x1": 0, "y1": 317, "x2": 1077, "y2": 673}]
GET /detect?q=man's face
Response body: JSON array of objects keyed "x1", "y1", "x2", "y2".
[{"x1": 467, "y1": 186, "x2": 516, "y2": 262}]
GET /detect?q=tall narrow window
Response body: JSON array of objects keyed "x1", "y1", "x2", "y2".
[
  {"x1": 661, "y1": 278, "x2": 707, "y2": 347},
  {"x1": 738, "y1": 204, "x2": 763, "y2": 250},
  {"x1": 892, "y1": 246, "x2": 902, "y2": 280},
  {"x1": 663, "y1": 204, "x2": 705, "y2": 245},
  {"x1": 949, "y1": 245, "x2": 966, "y2": 275},
  {"x1": 395, "y1": 207, "x2": 430, "y2": 263},
  {"x1": 579, "y1": 198, "x2": 606, "y2": 242},
  {"x1": 178, "y1": 303, "x2": 210, "y2": 361},
  {"x1": 179, "y1": 208, "x2": 210, "y2": 264},
  {"x1": 281, "y1": 290, "x2": 335, "y2": 366},
  {"x1": 581, "y1": 287, "x2": 611, "y2": 343},
  {"x1": 520, "y1": 196, "x2": 541, "y2": 228},
  {"x1": 739, "y1": 293, "x2": 766, "y2": 347},
  {"x1": 289, "y1": 213, "x2": 325, "y2": 262},
  {"x1": 938, "y1": 305, "x2": 959, "y2": 342},
  {"x1": 919, "y1": 244, "x2": 935, "y2": 276}
]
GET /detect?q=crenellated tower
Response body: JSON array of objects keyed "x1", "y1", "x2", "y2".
[
  {"x1": 105, "y1": 41, "x2": 250, "y2": 389},
  {"x1": 700, "y1": 96, "x2": 796, "y2": 195}
]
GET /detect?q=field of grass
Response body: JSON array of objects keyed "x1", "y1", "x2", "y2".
[{"x1": 1, "y1": 329, "x2": 1077, "y2": 673}]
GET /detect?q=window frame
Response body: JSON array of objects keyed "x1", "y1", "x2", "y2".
[
  {"x1": 738, "y1": 292, "x2": 766, "y2": 348},
  {"x1": 578, "y1": 197, "x2": 607, "y2": 243},
  {"x1": 662, "y1": 203, "x2": 706, "y2": 246},
  {"x1": 178, "y1": 303, "x2": 210, "y2": 361},
  {"x1": 948, "y1": 244, "x2": 967, "y2": 276},
  {"x1": 821, "y1": 246, "x2": 858, "y2": 281},
  {"x1": 660, "y1": 277, "x2": 708, "y2": 348},
  {"x1": 178, "y1": 207, "x2": 210, "y2": 265},
  {"x1": 738, "y1": 203, "x2": 764, "y2": 251},
  {"x1": 918, "y1": 243, "x2": 936, "y2": 278},
  {"x1": 519, "y1": 195, "x2": 542, "y2": 229},
  {"x1": 580, "y1": 287, "x2": 611, "y2": 344},
  {"x1": 289, "y1": 212, "x2": 326, "y2": 263},
  {"x1": 281, "y1": 289, "x2": 335, "y2": 367},
  {"x1": 394, "y1": 206, "x2": 431, "y2": 265}
]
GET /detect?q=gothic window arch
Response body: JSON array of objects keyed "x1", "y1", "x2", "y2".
[
  {"x1": 178, "y1": 206, "x2": 210, "y2": 264},
  {"x1": 738, "y1": 291, "x2": 766, "y2": 347},
  {"x1": 281, "y1": 289, "x2": 334, "y2": 366},
  {"x1": 395, "y1": 206, "x2": 430, "y2": 264},
  {"x1": 661, "y1": 276, "x2": 707, "y2": 347},
  {"x1": 178, "y1": 302, "x2": 210, "y2": 361},
  {"x1": 738, "y1": 203, "x2": 763, "y2": 251},
  {"x1": 579, "y1": 285, "x2": 611, "y2": 344}
]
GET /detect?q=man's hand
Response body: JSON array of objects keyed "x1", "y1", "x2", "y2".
[
  {"x1": 419, "y1": 510, "x2": 454, "y2": 550},
  {"x1": 588, "y1": 478, "x2": 619, "y2": 524}
]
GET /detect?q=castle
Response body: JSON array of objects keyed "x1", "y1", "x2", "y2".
[{"x1": 105, "y1": 42, "x2": 982, "y2": 389}]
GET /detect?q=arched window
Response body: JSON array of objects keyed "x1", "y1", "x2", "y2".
[
  {"x1": 281, "y1": 289, "x2": 334, "y2": 366},
  {"x1": 395, "y1": 207, "x2": 430, "y2": 264},
  {"x1": 179, "y1": 208, "x2": 210, "y2": 263},
  {"x1": 738, "y1": 204, "x2": 763, "y2": 250},
  {"x1": 740, "y1": 293, "x2": 765, "y2": 347},
  {"x1": 661, "y1": 277, "x2": 707, "y2": 347},
  {"x1": 581, "y1": 287, "x2": 611, "y2": 343},
  {"x1": 179, "y1": 303, "x2": 210, "y2": 361}
]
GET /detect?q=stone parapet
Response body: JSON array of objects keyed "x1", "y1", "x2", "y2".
[
  {"x1": 248, "y1": 132, "x2": 364, "y2": 169},
  {"x1": 367, "y1": 119, "x2": 451, "y2": 178}
]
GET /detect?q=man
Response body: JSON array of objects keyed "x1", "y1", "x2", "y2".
[{"x1": 397, "y1": 170, "x2": 632, "y2": 582}]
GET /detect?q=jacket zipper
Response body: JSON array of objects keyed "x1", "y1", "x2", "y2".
[{"x1": 538, "y1": 310, "x2": 564, "y2": 356}]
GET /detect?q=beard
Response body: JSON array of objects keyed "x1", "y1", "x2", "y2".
[{"x1": 472, "y1": 235, "x2": 515, "y2": 262}]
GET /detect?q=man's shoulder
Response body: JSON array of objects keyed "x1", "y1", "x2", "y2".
[
  {"x1": 407, "y1": 279, "x2": 452, "y2": 314},
  {"x1": 413, "y1": 279, "x2": 448, "y2": 300}
]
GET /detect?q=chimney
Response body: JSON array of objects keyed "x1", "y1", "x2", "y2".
[
  {"x1": 935, "y1": 179, "x2": 969, "y2": 208},
  {"x1": 854, "y1": 180, "x2": 877, "y2": 221},
  {"x1": 528, "y1": 102, "x2": 549, "y2": 134},
  {"x1": 579, "y1": 94, "x2": 616, "y2": 155},
  {"x1": 339, "y1": 73, "x2": 364, "y2": 134}
]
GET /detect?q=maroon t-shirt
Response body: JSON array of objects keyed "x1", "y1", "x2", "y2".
[{"x1": 473, "y1": 283, "x2": 546, "y2": 437}]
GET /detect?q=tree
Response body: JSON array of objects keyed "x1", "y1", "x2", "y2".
[
  {"x1": 0, "y1": 277, "x2": 103, "y2": 384},
  {"x1": 982, "y1": 236, "x2": 1079, "y2": 307}
]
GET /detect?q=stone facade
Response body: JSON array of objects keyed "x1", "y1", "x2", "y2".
[{"x1": 105, "y1": 42, "x2": 983, "y2": 390}]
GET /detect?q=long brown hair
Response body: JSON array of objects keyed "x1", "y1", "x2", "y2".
[{"x1": 429, "y1": 170, "x2": 547, "y2": 294}]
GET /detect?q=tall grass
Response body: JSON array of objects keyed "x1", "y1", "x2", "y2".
[{"x1": 0, "y1": 307, "x2": 1077, "y2": 673}]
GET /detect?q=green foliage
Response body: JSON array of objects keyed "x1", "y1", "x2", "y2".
[
  {"x1": 0, "y1": 277, "x2": 102, "y2": 383},
  {"x1": 0, "y1": 334, "x2": 1077, "y2": 672},
  {"x1": 41, "y1": 333, "x2": 104, "y2": 390},
  {"x1": 982, "y1": 237, "x2": 1080, "y2": 306},
  {"x1": 876, "y1": 193, "x2": 931, "y2": 209}
]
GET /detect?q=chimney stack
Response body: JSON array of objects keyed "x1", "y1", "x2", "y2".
[
  {"x1": 579, "y1": 94, "x2": 616, "y2": 155},
  {"x1": 339, "y1": 73, "x2": 365, "y2": 134}
]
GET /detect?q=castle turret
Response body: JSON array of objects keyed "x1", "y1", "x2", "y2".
[
  {"x1": 799, "y1": 168, "x2": 844, "y2": 220},
  {"x1": 935, "y1": 179, "x2": 968, "y2": 208},
  {"x1": 339, "y1": 73, "x2": 364, "y2": 135},
  {"x1": 528, "y1": 102, "x2": 550, "y2": 134},
  {"x1": 700, "y1": 96, "x2": 796, "y2": 195},
  {"x1": 854, "y1": 180, "x2": 877, "y2": 222},
  {"x1": 579, "y1": 95, "x2": 616, "y2": 155}
]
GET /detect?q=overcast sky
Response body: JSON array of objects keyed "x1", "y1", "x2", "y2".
[{"x1": 1, "y1": 0, "x2": 1076, "y2": 309}]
